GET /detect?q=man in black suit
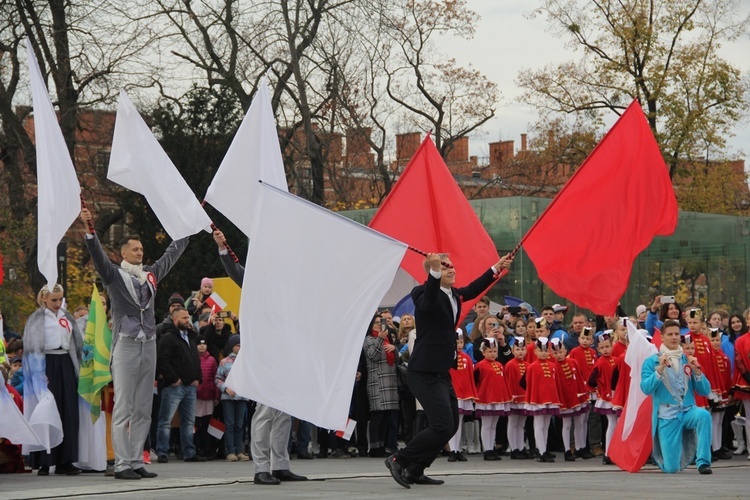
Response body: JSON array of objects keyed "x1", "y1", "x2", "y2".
[{"x1": 385, "y1": 252, "x2": 511, "y2": 488}]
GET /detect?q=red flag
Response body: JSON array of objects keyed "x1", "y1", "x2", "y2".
[
  {"x1": 369, "y1": 136, "x2": 499, "y2": 320},
  {"x1": 652, "y1": 327, "x2": 662, "y2": 349},
  {"x1": 608, "y1": 321, "x2": 657, "y2": 472},
  {"x1": 521, "y1": 100, "x2": 678, "y2": 315}
]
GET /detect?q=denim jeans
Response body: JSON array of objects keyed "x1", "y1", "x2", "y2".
[
  {"x1": 222, "y1": 400, "x2": 246, "y2": 455},
  {"x1": 296, "y1": 420, "x2": 312, "y2": 454},
  {"x1": 156, "y1": 384, "x2": 197, "y2": 459}
]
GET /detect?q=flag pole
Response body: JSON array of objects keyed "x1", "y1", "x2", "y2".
[
  {"x1": 406, "y1": 246, "x2": 453, "y2": 269},
  {"x1": 79, "y1": 195, "x2": 96, "y2": 235},
  {"x1": 201, "y1": 200, "x2": 240, "y2": 263}
]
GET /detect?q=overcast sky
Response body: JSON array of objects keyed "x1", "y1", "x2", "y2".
[{"x1": 436, "y1": 1, "x2": 750, "y2": 161}]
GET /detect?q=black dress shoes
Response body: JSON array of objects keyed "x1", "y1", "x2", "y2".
[
  {"x1": 405, "y1": 471, "x2": 445, "y2": 485},
  {"x1": 114, "y1": 469, "x2": 142, "y2": 480},
  {"x1": 272, "y1": 469, "x2": 308, "y2": 481},
  {"x1": 384, "y1": 454, "x2": 410, "y2": 489},
  {"x1": 133, "y1": 467, "x2": 158, "y2": 478},
  {"x1": 698, "y1": 464, "x2": 713, "y2": 475},
  {"x1": 55, "y1": 464, "x2": 82, "y2": 475},
  {"x1": 254, "y1": 472, "x2": 281, "y2": 485}
]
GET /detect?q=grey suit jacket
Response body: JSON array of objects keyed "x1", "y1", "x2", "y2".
[
  {"x1": 220, "y1": 251, "x2": 244, "y2": 287},
  {"x1": 85, "y1": 234, "x2": 188, "y2": 339}
]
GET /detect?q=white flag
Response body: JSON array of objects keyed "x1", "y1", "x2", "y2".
[
  {"x1": 26, "y1": 39, "x2": 81, "y2": 288},
  {"x1": 0, "y1": 381, "x2": 42, "y2": 448},
  {"x1": 108, "y1": 90, "x2": 212, "y2": 240},
  {"x1": 204, "y1": 76, "x2": 288, "y2": 237},
  {"x1": 226, "y1": 183, "x2": 406, "y2": 430}
]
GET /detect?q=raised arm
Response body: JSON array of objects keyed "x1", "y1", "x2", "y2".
[
  {"x1": 151, "y1": 237, "x2": 189, "y2": 283},
  {"x1": 80, "y1": 209, "x2": 118, "y2": 285},
  {"x1": 214, "y1": 230, "x2": 244, "y2": 286},
  {"x1": 455, "y1": 254, "x2": 513, "y2": 301},
  {"x1": 411, "y1": 253, "x2": 443, "y2": 312}
]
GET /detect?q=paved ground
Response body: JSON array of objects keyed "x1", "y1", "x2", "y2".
[{"x1": 1, "y1": 453, "x2": 748, "y2": 499}]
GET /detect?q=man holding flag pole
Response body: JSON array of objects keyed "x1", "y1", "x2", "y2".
[
  {"x1": 386, "y1": 252, "x2": 512, "y2": 488},
  {"x1": 80, "y1": 208, "x2": 188, "y2": 480}
]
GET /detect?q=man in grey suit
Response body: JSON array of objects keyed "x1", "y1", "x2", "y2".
[
  {"x1": 80, "y1": 209, "x2": 188, "y2": 480},
  {"x1": 213, "y1": 229, "x2": 307, "y2": 485}
]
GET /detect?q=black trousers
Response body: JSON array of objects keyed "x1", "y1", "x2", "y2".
[{"x1": 397, "y1": 370, "x2": 457, "y2": 472}]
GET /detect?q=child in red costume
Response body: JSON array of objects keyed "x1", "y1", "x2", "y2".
[
  {"x1": 610, "y1": 319, "x2": 632, "y2": 416},
  {"x1": 550, "y1": 338, "x2": 589, "y2": 462},
  {"x1": 587, "y1": 331, "x2": 618, "y2": 464},
  {"x1": 474, "y1": 338, "x2": 511, "y2": 461},
  {"x1": 523, "y1": 337, "x2": 561, "y2": 463},
  {"x1": 682, "y1": 334, "x2": 709, "y2": 409},
  {"x1": 708, "y1": 328, "x2": 733, "y2": 460},
  {"x1": 505, "y1": 337, "x2": 530, "y2": 459},
  {"x1": 447, "y1": 329, "x2": 476, "y2": 463},
  {"x1": 686, "y1": 309, "x2": 721, "y2": 403},
  {"x1": 611, "y1": 318, "x2": 629, "y2": 359},
  {"x1": 526, "y1": 318, "x2": 549, "y2": 364}
]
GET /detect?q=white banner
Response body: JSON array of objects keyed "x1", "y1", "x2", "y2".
[
  {"x1": 226, "y1": 184, "x2": 406, "y2": 430},
  {"x1": 204, "y1": 76, "x2": 288, "y2": 237},
  {"x1": 26, "y1": 39, "x2": 82, "y2": 288},
  {"x1": 0, "y1": 382, "x2": 41, "y2": 448},
  {"x1": 108, "y1": 90, "x2": 212, "y2": 240}
]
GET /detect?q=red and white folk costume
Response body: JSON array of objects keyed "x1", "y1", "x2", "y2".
[
  {"x1": 505, "y1": 337, "x2": 529, "y2": 457},
  {"x1": 447, "y1": 329, "x2": 477, "y2": 458},
  {"x1": 524, "y1": 338, "x2": 560, "y2": 461}
]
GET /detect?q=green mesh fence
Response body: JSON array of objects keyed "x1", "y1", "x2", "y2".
[{"x1": 341, "y1": 197, "x2": 750, "y2": 316}]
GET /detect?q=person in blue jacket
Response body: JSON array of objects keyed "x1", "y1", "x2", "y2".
[
  {"x1": 645, "y1": 296, "x2": 688, "y2": 335},
  {"x1": 640, "y1": 319, "x2": 713, "y2": 474}
]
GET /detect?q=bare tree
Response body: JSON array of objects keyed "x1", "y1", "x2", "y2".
[
  {"x1": 0, "y1": 0, "x2": 154, "y2": 291},
  {"x1": 371, "y1": 0, "x2": 499, "y2": 157}
]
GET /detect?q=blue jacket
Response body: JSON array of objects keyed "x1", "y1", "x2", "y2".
[
  {"x1": 645, "y1": 311, "x2": 688, "y2": 336},
  {"x1": 640, "y1": 353, "x2": 711, "y2": 435},
  {"x1": 10, "y1": 368, "x2": 23, "y2": 396}
]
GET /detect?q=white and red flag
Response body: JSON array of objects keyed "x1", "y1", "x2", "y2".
[
  {"x1": 207, "y1": 418, "x2": 225, "y2": 440},
  {"x1": 608, "y1": 320, "x2": 657, "y2": 472},
  {"x1": 204, "y1": 292, "x2": 227, "y2": 312}
]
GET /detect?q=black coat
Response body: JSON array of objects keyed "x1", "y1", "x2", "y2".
[
  {"x1": 408, "y1": 268, "x2": 497, "y2": 373},
  {"x1": 157, "y1": 323, "x2": 202, "y2": 387}
]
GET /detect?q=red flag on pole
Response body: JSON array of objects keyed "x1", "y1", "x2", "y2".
[
  {"x1": 369, "y1": 135, "x2": 499, "y2": 320},
  {"x1": 521, "y1": 100, "x2": 678, "y2": 315}
]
